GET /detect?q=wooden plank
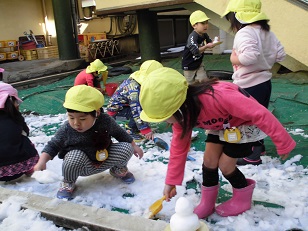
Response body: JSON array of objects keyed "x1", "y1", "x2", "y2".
[{"x1": 0, "y1": 187, "x2": 167, "y2": 231}]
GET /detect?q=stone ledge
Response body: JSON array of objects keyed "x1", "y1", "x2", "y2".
[{"x1": 1, "y1": 59, "x2": 85, "y2": 84}]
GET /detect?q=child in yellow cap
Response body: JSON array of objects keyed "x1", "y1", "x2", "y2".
[
  {"x1": 182, "y1": 10, "x2": 218, "y2": 85},
  {"x1": 74, "y1": 59, "x2": 108, "y2": 94},
  {"x1": 139, "y1": 67, "x2": 295, "y2": 218},
  {"x1": 222, "y1": 0, "x2": 286, "y2": 166},
  {"x1": 107, "y1": 60, "x2": 163, "y2": 141},
  {"x1": 34, "y1": 85, "x2": 143, "y2": 200}
]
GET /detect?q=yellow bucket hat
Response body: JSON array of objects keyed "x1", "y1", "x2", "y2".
[
  {"x1": 140, "y1": 67, "x2": 188, "y2": 123},
  {"x1": 63, "y1": 85, "x2": 104, "y2": 112},
  {"x1": 189, "y1": 10, "x2": 210, "y2": 26},
  {"x1": 222, "y1": 0, "x2": 269, "y2": 24},
  {"x1": 130, "y1": 60, "x2": 163, "y2": 84},
  {"x1": 86, "y1": 59, "x2": 108, "y2": 74}
]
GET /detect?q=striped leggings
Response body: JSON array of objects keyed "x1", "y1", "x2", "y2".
[{"x1": 62, "y1": 142, "x2": 133, "y2": 183}]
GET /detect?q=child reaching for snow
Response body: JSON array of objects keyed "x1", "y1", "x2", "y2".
[
  {"x1": 107, "y1": 60, "x2": 163, "y2": 141},
  {"x1": 0, "y1": 83, "x2": 39, "y2": 181},
  {"x1": 139, "y1": 67, "x2": 296, "y2": 218},
  {"x1": 34, "y1": 85, "x2": 143, "y2": 200},
  {"x1": 74, "y1": 59, "x2": 108, "y2": 94}
]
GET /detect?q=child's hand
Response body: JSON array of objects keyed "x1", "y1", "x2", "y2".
[
  {"x1": 131, "y1": 141, "x2": 144, "y2": 159},
  {"x1": 33, "y1": 162, "x2": 46, "y2": 171},
  {"x1": 280, "y1": 153, "x2": 289, "y2": 160},
  {"x1": 144, "y1": 131, "x2": 154, "y2": 140},
  {"x1": 230, "y1": 49, "x2": 241, "y2": 65},
  {"x1": 163, "y1": 184, "x2": 177, "y2": 202},
  {"x1": 206, "y1": 43, "x2": 215, "y2": 49},
  {"x1": 33, "y1": 152, "x2": 52, "y2": 171},
  {"x1": 97, "y1": 88, "x2": 105, "y2": 94}
]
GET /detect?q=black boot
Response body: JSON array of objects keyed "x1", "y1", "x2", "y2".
[{"x1": 237, "y1": 146, "x2": 263, "y2": 166}]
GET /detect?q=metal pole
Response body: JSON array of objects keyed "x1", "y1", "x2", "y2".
[
  {"x1": 52, "y1": 0, "x2": 79, "y2": 60},
  {"x1": 137, "y1": 9, "x2": 161, "y2": 62}
]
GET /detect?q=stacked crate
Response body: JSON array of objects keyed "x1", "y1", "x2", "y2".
[
  {"x1": 36, "y1": 46, "x2": 59, "y2": 59},
  {"x1": 0, "y1": 40, "x2": 18, "y2": 61},
  {"x1": 20, "y1": 49, "x2": 38, "y2": 61},
  {"x1": 0, "y1": 53, "x2": 5, "y2": 61}
]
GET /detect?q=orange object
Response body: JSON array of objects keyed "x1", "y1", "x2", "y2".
[{"x1": 105, "y1": 83, "x2": 118, "y2": 97}]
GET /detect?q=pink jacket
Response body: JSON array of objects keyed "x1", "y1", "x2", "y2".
[
  {"x1": 232, "y1": 25, "x2": 286, "y2": 88},
  {"x1": 166, "y1": 81, "x2": 296, "y2": 185},
  {"x1": 74, "y1": 70, "x2": 101, "y2": 88}
]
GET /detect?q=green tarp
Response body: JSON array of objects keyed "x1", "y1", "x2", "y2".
[{"x1": 18, "y1": 55, "x2": 308, "y2": 168}]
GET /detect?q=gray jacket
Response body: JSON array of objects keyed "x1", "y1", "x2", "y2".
[{"x1": 42, "y1": 113, "x2": 133, "y2": 162}]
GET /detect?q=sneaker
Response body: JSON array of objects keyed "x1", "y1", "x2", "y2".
[
  {"x1": 110, "y1": 166, "x2": 135, "y2": 184},
  {"x1": 57, "y1": 181, "x2": 76, "y2": 200},
  {"x1": 125, "y1": 128, "x2": 145, "y2": 143},
  {"x1": 131, "y1": 133, "x2": 145, "y2": 143}
]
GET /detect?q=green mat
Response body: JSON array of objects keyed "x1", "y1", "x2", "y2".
[{"x1": 18, "y1": 55, "x2": 308, "y2": 170}]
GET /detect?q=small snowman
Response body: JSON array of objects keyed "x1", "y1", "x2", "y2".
[{"x1": 169, "y1": 197, "x2": 201, "y2": 231}]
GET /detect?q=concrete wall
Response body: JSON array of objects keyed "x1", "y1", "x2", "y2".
[
  {"x1": 0, "y1": 0, "x2": 138, "y2": 47},
  {"x1": 95, "y1": 0, "x2": 308, "y2": 71},
  {"x1": 1, "y1": 0, "x2": 307, "y2": 71},
  {"x1": 0, "y1": 0, "x2": 57, "y2": 46},
  {"x1": 194, "y1": 0, "x2": 308, "y2": 71}
]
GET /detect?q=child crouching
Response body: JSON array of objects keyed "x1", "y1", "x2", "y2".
[{"x1": 34, "y1": 85, "x2": 143, "y2": 199}]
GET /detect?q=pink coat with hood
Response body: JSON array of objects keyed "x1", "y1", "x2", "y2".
[{"x1": 166, "y1": 81, "x2": 296, "y2": 186}]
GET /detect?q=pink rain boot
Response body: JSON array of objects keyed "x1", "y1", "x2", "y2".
[
  {"x1": 215, "y1": 179, "x2": 256, "y2": 217},
  {"x1": 193, "y1": 184, "x2": 219, "y2": 219}
]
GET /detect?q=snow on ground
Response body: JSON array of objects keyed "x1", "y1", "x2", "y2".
[{"x1": 0, "y1": 113, "x2": 307, "y2": 231}]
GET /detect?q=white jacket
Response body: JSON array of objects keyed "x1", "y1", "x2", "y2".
[{"x1": 232, "y1": 25, "x2": 286, "y2": 88}]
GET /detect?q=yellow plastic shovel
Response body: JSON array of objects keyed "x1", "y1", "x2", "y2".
[{"x1": 148, "y1": 195, "x2": 166, "y2": 219}]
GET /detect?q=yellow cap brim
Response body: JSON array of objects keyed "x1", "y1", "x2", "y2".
[
  {"x1": 140, "y1": 110, "x2": 171, "y2": 123},
  {"x1": 236, "y1": 12, "x2": 269, "y2": 23},
  {"x1": 63, "y1": 101, "x2": 96, "y2": 112}
]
